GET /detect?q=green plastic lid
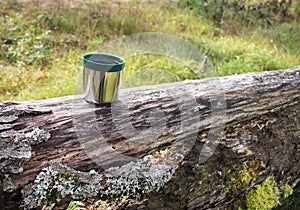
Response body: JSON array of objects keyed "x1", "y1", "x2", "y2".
[{"x1": 82, "y1": 53, "x2": 125, "y2": 72}]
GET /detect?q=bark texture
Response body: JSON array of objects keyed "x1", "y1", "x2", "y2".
[{"x1": 0, "y1": 66, "x2": 299, "y2": 209}]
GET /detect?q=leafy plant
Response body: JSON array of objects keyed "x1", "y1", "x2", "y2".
[{"x1": 1, "y1": 12, "x2": 54, "y2": 67}]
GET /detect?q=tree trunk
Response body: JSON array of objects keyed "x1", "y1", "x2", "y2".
[{"x1": 0, "y1": 66, "x2": 299, "y2": 209}]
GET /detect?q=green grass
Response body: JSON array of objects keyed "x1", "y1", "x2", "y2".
[{"x1": 0, "y1": 0, "x2": 299, "y2": 100}]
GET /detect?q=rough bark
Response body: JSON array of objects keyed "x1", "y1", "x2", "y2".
[{"x1": 0, "y1": 66, "x2": 299, "y2": 209}]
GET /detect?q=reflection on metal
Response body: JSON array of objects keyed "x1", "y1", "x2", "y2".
[{"x1": 83, "y1": 68, "x2": 122, "y2": 104}]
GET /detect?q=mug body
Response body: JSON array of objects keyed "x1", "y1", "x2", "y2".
[{"x1": 82, "y1": 53, "x2": 125, "y2": 104}]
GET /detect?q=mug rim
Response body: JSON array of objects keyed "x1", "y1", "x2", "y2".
[{"x1": 82, "y1": 53, "x2": 125, "y2": 72}]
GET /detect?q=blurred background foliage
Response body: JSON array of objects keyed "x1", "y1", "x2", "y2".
[{"x1": 0, "y1": 0, "x2": 299, "y2": 100}]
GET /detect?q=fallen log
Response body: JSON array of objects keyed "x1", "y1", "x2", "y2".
[{"x1": 0, "y1": 66, "x2": 299, "y2": 209}]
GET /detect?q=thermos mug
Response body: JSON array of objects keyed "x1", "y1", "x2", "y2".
[{"x1": 82, "y1": 53, "x2": 125, "y2": 104}]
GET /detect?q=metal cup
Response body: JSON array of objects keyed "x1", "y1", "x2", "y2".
[{"x1": 82, "y1": 53, "x2": 125, "y2": 104}]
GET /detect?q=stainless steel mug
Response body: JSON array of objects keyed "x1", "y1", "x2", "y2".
[{"x1": 82, "y1": 53, "x2": 125, "y2": 104}]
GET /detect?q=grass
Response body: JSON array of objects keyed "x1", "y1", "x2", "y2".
[{"x1": 0, "y1": 0, "x2": 299, "y2": 101}]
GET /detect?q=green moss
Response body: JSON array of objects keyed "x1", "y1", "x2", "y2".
[
  {"x1": 283, "y1": 184, "x2": 293, "y2": 199},
  {"x1": 224, "y1": 160, "x2": 263, "y2": 195},
  {"x1": 224, "y1": 160, "x2": 296, "y2": 210},
  {"x1": 246, "y1": 176, "x2": 281, "y2": 210}
]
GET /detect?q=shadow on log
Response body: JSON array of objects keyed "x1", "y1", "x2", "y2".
[{"x1": 0, "y1": 67, "x2": 299, "y2": 209}]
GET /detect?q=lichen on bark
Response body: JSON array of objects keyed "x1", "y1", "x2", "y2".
[
  {"x1": 0, "y1": 127, "x2": 50, "y2": 175},
  {"x1": 0, "y1": 102, "x2": 52, "y2": 176},
  {"x1": 0, "y1": 126, "x2": 51, "y2": 197},
  {"x1": 21, "y1": 153, "x2": 174, "y2": 209}
]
